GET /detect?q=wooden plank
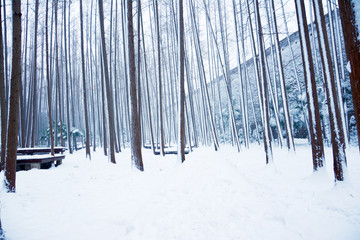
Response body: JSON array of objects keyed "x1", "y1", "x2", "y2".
[
  {"x1": 153, "y1": 150, "x2": 190, "y2": 155},
  {"x1": 17, "y1": 147, "x2": 66, "y2": 155},
  {"x1": 16, "y1": 155, "x2": 65, "y2": 164}
]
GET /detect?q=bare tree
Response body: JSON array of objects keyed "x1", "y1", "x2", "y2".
[
  {"x1": 269, "y1": 0, "x2": 295, "y2": 151},
  {"x1": 178, "y1": 0, "x2": 185, "y2": 162},
  {"x1": 4, "y1": 0, "x2": 21, "y2": 192},
  {"x1": 128, "y1": 0, "x2": 144, "y2": 171},
  {"x1": 64, "y1": 0, "x2": 72, "y2": 154},
  {"x1": 0, "y1": 2, "x2": 6, "y2": 171},
  {"x1": 80, "y1": 0, "x2": 91, "y2": 159},
  {"x1": 338, "y1": 0, "x2": 360, "y2": 151},
  {"x1": 45, "y1": 0, "x2": 55, "y2": 156},
  {"x1": 312, "y1": 0, "x2": 347, "y2": 181},
  {"x1": 253, "y1": 0, "x2": 273, "y2": 164},
  {"x1": 30, "y1": 0, "x2": 39, "y2": 147},
  {"x1": 153, "y1": 0, "x2": 165, "y2": 156},
  {"x1": 294, "y1": 0, "x2": 325, "y2": 170},
  {"x1": 99, "y1": 0, "x2": 116, "y2": 163}
]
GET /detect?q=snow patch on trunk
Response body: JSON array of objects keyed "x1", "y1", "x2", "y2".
[{"x1": 347, "y1": 61, "x2": 352, "y2": 73}]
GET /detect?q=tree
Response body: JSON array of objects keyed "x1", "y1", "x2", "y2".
[
  {"x1": 153, "y1": 0, "x2": 165, "y2": 156},
  {"x1": 128, "y1": 0, "x2": 144, "y2": 171},
  {"x1": 312, "y1": 0, "x2": 347, "y2": 181},
  {"x1": 64, "y1": 0, "x2": 72, "y2": 154},
  {"x1": 0, "y1": 1, "x2": 6, "y2": 171},
  {"x1": 294, "y1": 0, "x2": 325, "y2": 170},
  {"x1": 30, "y1": 0, "x2": 39, "y2": 147},
  {"x1": 269, "y1": 0, "x2": 295, "y2": 151},
  {"x1": 177, "y1": 0, "x2": 185, "y2": 162},
  {"x1": 338, "y1": 0, "x2": 360, "y2": 151},
  {"x1": 45, "y1": 0, "x2": 55, "y2": 156},
  {"x1": 79, "y1": 0, "x2": 91, "y2": 159},
  {"x1": 4, "y1": 0, "x2": 21, "y2": 192},
  {"x1": 98, "y1": 0, "x2": 116, "y2": 164},
  {"x1": 253, "y1": 0, "x2": 273, "y2": 164}
]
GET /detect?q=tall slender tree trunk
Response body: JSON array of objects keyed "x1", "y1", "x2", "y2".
[
  {"x1": 269, "y1": 0, "x2": 295, "y2": 151},
  {"x1": 0, "y1": 2, "x2": 7, "y2": 171},
  {"x1": 312, "y1": 0, "x2": 347, "y2": 181},
  {"x1": 2, "y1": 0, "x2": 8, "y2": 113},
  {"x1": 64, "y1": 0, "x2": 72, "y2": 153},
  {"x1": 19, "y1": 0, "x2": 29, "y2": 148},
  {"x1": 338, "y1": 0, "x2": 360, "y2": 151},
  {"x1": 45, "y1": 0, "x2": 54, "y2": 156},
  {"x1": 140, "y1": 3, "x2": 155, "y2": 154},
  {"x1": 128, "y1": 0, "x2": 144, "y2": 171},
  {"x1": 80, "y1": 0, "x2": 91, "y2": 159},
  {"x1": 99, "y1": 0, "x2": 116, "y2": 163},
  {"x1": 253, "y1": 0, "x2": 273, "y2": 164},
  {"x1": 4, "y1": 0, "x2": 21, "y2": 192},
  {"x1": 100, "y1": 51, "x2": 108, "y2": 156},
  {"x1": 31, "y1": 0, "x2": 39, "y2": 147},
  {"x1": 178, "y1": 0, "x2": 185, "y2": 162},
  {"x1": 294, "y1": 0, "x2": 325, "y2": 170},
  {"x1": 153, "y1": 0, "x2": 165, "y2": 156}
]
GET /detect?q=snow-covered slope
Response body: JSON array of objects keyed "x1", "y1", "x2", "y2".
[{"x1": 1, "y1": 144, "x2": 360, "y2": 240}]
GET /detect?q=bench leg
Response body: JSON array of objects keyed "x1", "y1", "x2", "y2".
[{"x1": 30, "y1": 163, "x2": 41, "y2": 169}]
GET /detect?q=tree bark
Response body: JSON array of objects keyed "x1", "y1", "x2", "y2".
[
  {"x1": 338, "y1": 0, "x2": 360, "y2": 151},
  {"x1": 45, "y1": 0, "x2": 54, "y2": 156},
  {"x1": 0, "y1": 2, "x2": 6, "y2": 171},
  {"x1": 5, "y1": 0, "x2": 21, "y2": 192},
  {"x1": 80, "y1": 0, "x2": 91, "y2": 159},
  {"x1": 99, "y1": 0, "x2": 116, "y2": 163},
  {"x1": 153, "y1": 0, "x2": 165, "y2": 156},
  {"x1": 64, "y1": 0, "x2": 72, "y2": 154},
  {"x1": 178, "y1": 0, "x2": 185, "y2": 162},
  {"x1": 253, "y1": 0, "x2": 273, "y2": 164},
  {"x1": 312, "y1": 0, "x2": 347, "y2": 181},
  {"x1": 294, "y1": 0, "x2": 325, "y2": 170},
  {"x1": 128, "y1": 0, "x2": 144, "y2": 171},
  {"x1": 269, "y1": 0, "x2": 295, "y2": 151},
  {"x1": 30, "y1": 0, "x2": 39, "y2": 147}
]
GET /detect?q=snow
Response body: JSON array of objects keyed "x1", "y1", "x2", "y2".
[
  {"x1": 1, "y1": 143, "x2": 360, "y2": 240},
  {"x1": 347, "y1": 61, "x2": 352, "y2": 73},
  {"x1": 16, "y1": 154, "x2": 64, "y2": 160}
]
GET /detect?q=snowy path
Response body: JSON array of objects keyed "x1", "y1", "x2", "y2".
[{"x1": 1, "y1": 144, "x2": 360, "y2": 240}]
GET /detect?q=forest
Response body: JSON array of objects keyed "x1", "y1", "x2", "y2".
[{"x1": 0, "y1": 0, "x2": 360, "y2": 239}]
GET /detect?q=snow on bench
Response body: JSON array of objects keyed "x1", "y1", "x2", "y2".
[
  {"x1": 17, "y1": 147, "x2": 66, "y2": 155},
  {"x1": 16, "y1": 154, "x2": 65, "y2": 171}
]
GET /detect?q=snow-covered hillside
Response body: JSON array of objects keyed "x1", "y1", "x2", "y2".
[{"x1": 1, "y1": 144, "x2": 360, "y2": 240}]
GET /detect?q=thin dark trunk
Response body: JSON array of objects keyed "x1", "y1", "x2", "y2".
[
  {"x1": 178, "y1": 0, "x2": 185, "y2": 162},
  {"x1": 99, "y1": 0, "x2": 116, "y2": 163},
  {"x1": 31, "y1": 0, "x2": 39, "y2": 147},
  {"x1": 294, "y1": 0, "x2": 325, "y2": 170},
  {"x1": 128, "y1": 0, "x2": 144, "y2": 171},
  {"x1": 312, "y1": 0, "x2": 346, "y2": 181},
  {"x1": 4, "y1": 0, "x2": 21, "y2": 192},
  {"x1": 253, "y1": 0, "x2": 273, "y2": 164},
  {"x1": 80, "y1": 0, "x2": 91, "y2": 159},
  {"x1": 0, "y1": 2, "x2": 6, "y2": 171},
  {"x1": 45, "y1": 0, "x2": 54, "y2": 156},
  {"x1": 153, "y1": 0, "x2": 165, "y2": 156},
  {"x1": 338, "y1": 0, "x2": 360, "y2": 152},
  {"x1": 64, "y1": 0, "x2": 72, "y2": 154}
]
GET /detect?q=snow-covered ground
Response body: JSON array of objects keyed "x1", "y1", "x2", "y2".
[{"x1": 1, "y1": 143, "x2": 360, "y2": 240}]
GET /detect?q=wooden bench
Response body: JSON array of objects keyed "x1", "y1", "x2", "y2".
[
  {"x1": 16, "y1": 154, "x2": 65, "y2": 171},
  {"x1": 153, "y1": 149, "x2": 190, "y2": 155},
  {"x1": 17, "y1": 147, "x2": 66, "y2": 155}
]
